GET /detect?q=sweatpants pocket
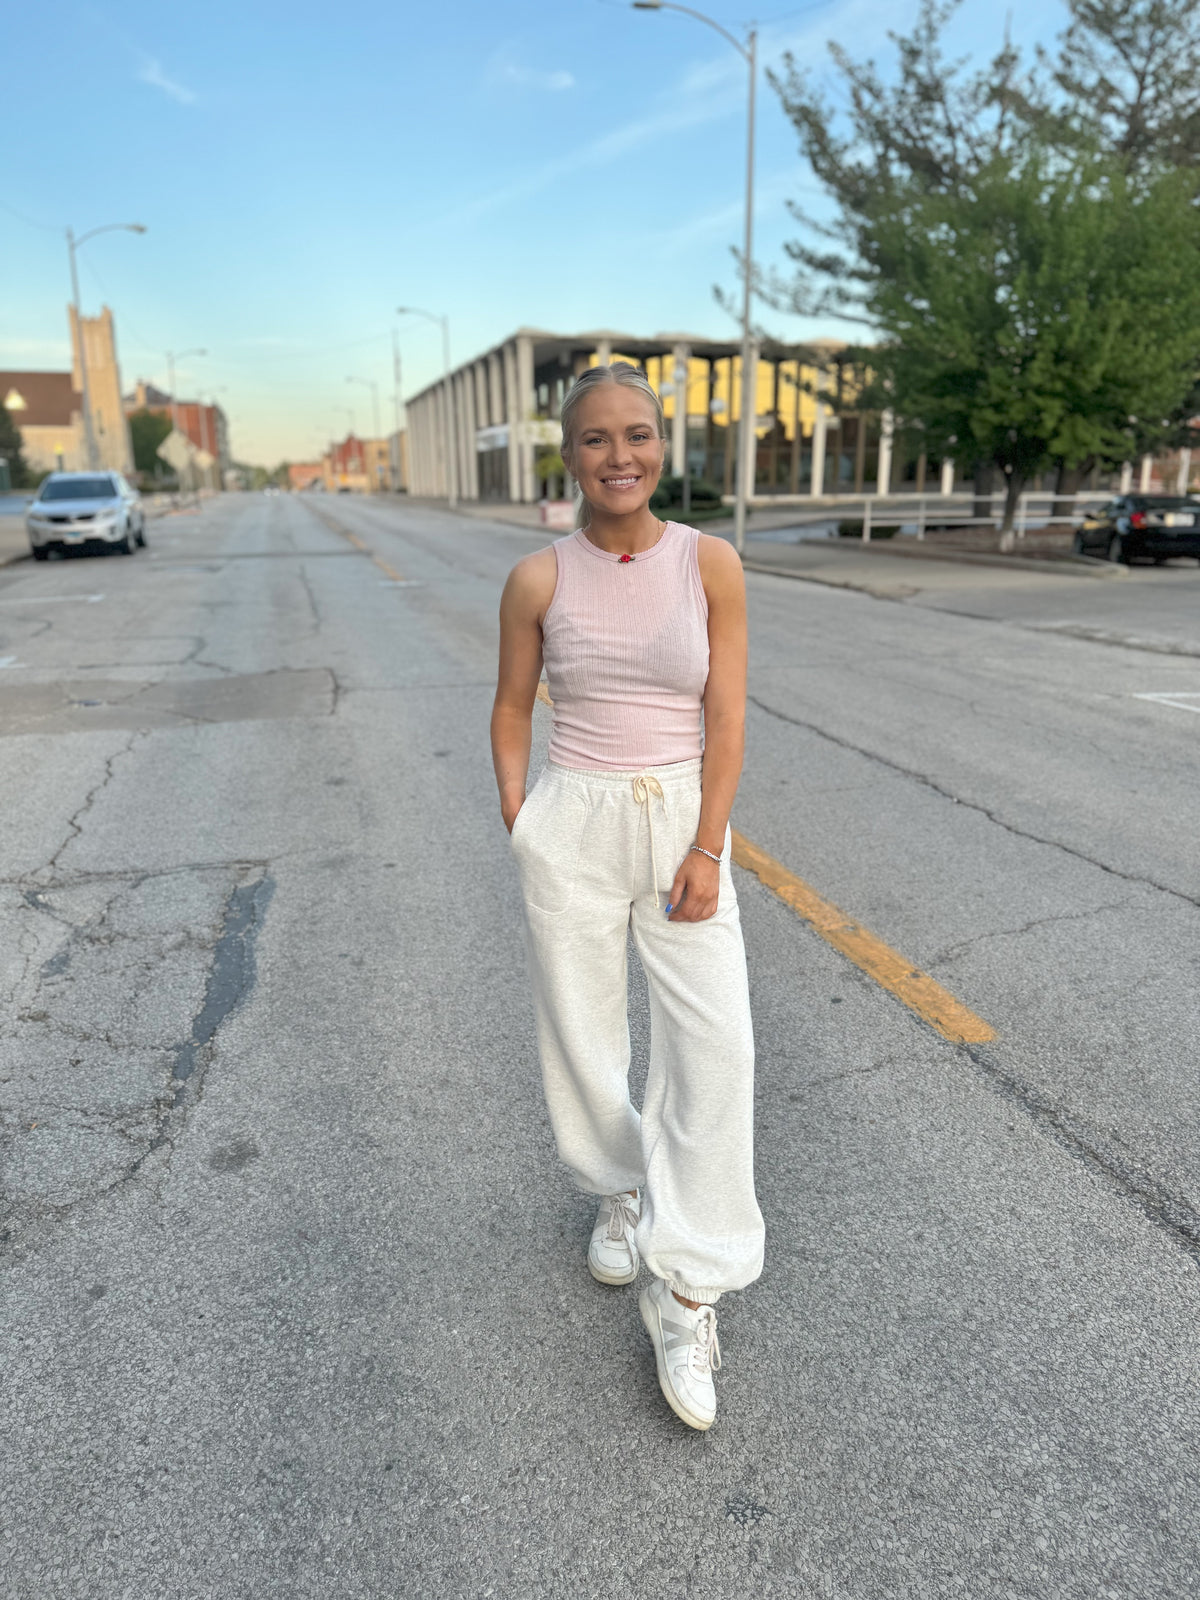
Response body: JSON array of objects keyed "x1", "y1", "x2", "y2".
[{"x1": 512, "y1": 777, "x2": 589, "y2": 916}]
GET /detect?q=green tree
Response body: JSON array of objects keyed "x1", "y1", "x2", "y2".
[
  {"x1": 128, "y1": 409, "x2": 173, "y2": 478},
  {"x1": 0, "y1": 405, "x2": 30, "y2": 488},
  {"x1": 768, "y1": 1, "x2": 1200, "y2": 538},
  {"x1": 1020, "y1": 0, "x2": 1200, "y2": 179}
]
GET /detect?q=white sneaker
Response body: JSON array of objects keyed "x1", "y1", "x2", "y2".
[
  {"x1": 639, "y1": 1276, "x2": 721, "y2": 1431},
  {"x1": 587, "y1": 1191, "x2": 641, "y2": 1285}
]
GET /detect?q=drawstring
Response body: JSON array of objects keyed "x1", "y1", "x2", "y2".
[{"x1": 632, "y1": 774, "x2": 667, "y2": 907}]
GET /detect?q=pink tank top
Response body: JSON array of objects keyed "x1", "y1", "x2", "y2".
[{"x1": 542, "y1": 521, "x2": 710, "y2": 770}]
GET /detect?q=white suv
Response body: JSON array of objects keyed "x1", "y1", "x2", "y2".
[{"x1": 26, "y1": 472, "x2": 146, "y2": 559}]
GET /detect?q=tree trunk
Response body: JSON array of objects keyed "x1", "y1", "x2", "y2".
[
  {"x1": 998, "y1": 471, "x2": 1025, "y2": 551},
  {"x1": 1051, "y1": 458, "x2": 1090, "y2": 521},
  {"x1": 972, "y1": 460, "x2": 994, "y2": 522}
]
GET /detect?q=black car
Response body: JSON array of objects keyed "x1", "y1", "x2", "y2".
[{"x1": 1074, "y1": 495, "x2": 1200, "y2": 563}]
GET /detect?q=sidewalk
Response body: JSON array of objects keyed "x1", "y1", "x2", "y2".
[
  {"x1": 0, "y1": 516, "x2": 28, "y2": 567},
  {"x1": 408, "y1": 495, "x2": 1128, "y2": 579}
]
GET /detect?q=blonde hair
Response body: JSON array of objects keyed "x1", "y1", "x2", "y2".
[{"x1": 560, "y1": 362, "x2": 666, "y2": 529}]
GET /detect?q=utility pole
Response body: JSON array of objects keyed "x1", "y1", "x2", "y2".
[
  {"x1": 346, "y1": 376, "x2": 383, "y2": 490},
  {"x1": 166, "y1": 347, "x2": 206, "y2": 501},
  {"x1": 632, "y1": 5, "x2": 756, "y2": 554},
  {"x1": 392, "y1": 328, "x2": 404, "y2": 491},
  {"x1": 398, "y1": 307, "x2": 455, "y2": 507}
]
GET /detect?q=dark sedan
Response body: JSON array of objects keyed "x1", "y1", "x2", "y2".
[{"x1": 1074, "y1": 495, "x2": 1200, "y2": 564}]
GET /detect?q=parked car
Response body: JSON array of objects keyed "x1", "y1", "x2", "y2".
[
  {"x1": 26, "y1": 472, "x2": 146, "y2": 560},
  {"x1": 1074, "y1": 495, "x2": 1200, "y2": 564}
]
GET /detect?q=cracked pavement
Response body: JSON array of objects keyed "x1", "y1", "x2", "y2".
[{"x1": 1, "y1": 494, "x2": 1198, "y2": 1598}]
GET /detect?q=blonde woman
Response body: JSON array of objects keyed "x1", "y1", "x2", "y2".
[{"x1": 491, "y1": 362, "x2": 764, "y2": 1431}]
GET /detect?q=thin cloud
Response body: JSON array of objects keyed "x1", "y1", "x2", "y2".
[
  {"x1": 503, "y1": 63, "x2": 575, "y2": 91},
  {"x1": 415, "y1": 0, "x2": 858, "y2": 238},
  {"x1": 138, "y1": 57, "x2": 198, "y2": 105},
  {"x1": 486, "y1": 49, "x2": 574, "y2": 93}
]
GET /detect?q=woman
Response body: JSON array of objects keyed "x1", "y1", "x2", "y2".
[{"x1": 491, "y1": 362, "x2": 764, "y2": 1431}]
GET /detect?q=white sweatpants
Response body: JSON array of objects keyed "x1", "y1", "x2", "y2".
[{"x1": 510, "y1": 757, "x2": 765, "y2": 1304}]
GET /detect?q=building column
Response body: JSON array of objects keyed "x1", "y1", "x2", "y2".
[
  {"x1": 516, "y1": 332, "x2": 536, "y2": 503},
  {"x1": 595, "y1": 337, "x2": 612, "y2": 368},
  {"x1": 1119, "y1": 460, "x2": 1133, "y2": 493},
  {"x1": 1139, "y1": 453, "x2": 1153, "y2": 493},
  {"x1": 502, "y1": 341, "x2": 521, "y2": 503},
  {"x1": 876, "y1": 409, "x2": 894, "y2": 495},
  {"x1": 438, "y1": 383, "x2": 452, "y2": 498},
  {"x1": 940, "y1": 458, "x2": 954, "y2": 495},
  {"x1": 1176, "y1": 448, "x2": 1192, "y2": 494},
  {"x1": 461, "y1": 369, "x2": 478, "y2": 500},
  {"x1": 671, "y1": 341, "x2": 689, "y2": 478},
  {"x1": 810, "y1": 366, "x2": 828, "y2": 497}
]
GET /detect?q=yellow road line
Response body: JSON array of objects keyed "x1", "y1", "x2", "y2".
[
  {"x1": 521, "y1": 682, "x2": 989, "y2": 1041},
  {"x1": 730, "y1": 829, "x2": 997, "y2": 1045},
  {"x1": 308, "y1": 505, "x2": 406, "y2": 581}
]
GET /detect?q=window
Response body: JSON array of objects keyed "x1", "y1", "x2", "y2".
[{"x1": 40, "y1": 476, "x2": 118, "y2": 501}]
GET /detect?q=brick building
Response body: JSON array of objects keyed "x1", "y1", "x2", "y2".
[{"x1": 123, "y1": 379, "x2": 231, "y2": 487}]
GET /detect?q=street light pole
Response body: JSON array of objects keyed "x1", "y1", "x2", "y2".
[
  {"x1": 65, "y1": 221, "x2": 146, "y2": 471},
  {"x1": 397, "y1": 306, "x2": 456, "y2": 509},
  {"x1": 165, "y1": 347, "x2": 206, "y2": 501},
  {"x1": 632, "y1": 2, "x2": 756, "y2": 554},
  {"x1": 392, "y1": 327, "x2": 405, "y2": 492},
  {"x1": 346, "y1": 375, "x2": 383, "y2": 491}
]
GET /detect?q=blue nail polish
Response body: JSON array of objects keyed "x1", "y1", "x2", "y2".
[{"x1": 665, "y1": 903, "x2": 673, "y2": 916}]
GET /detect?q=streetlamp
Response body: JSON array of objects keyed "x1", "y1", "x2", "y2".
[
  {"x1": 66, "y1": 222, "x2": 147, "y2": 470},
  {"x1": 397, "y1": 306, "x2": 455, "y2": 508},
  {"x1": 632, "y1": 1, "x2": 756, "y2": 554},
  {"x1": 203, "y1": 386, "x2": 229, "y2": 494},
  {"x1": 165, "y1": 348, "x2": 206, "y2": 500},
  {"x1": 346, "y1": 375, "x2": 383, "y2": 492}
]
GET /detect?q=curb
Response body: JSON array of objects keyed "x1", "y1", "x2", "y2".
[{"x1": 783, "y1": 538, "x2": 1128, "y2": 579}]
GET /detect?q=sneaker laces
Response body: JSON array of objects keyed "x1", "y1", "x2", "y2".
[
  {"x1": 689, "y1": 1306, "x2": 722, "y2": 1377},
  {"x1": 604, "y1": 1192, "x2": 639, "y2": 1244}
]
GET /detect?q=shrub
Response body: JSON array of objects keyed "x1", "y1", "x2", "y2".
[{"x1": 650, "y1": 476, "x2": 724, "y2": 512}]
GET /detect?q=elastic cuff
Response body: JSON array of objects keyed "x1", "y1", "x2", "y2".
[{"x1": 667, "y1": 1280, "x2": 724, "y2": 1305}]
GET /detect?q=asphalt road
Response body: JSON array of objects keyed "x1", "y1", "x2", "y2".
[{"x1": 2, "y1": 494, "x2": 1198, "y2": 1599}]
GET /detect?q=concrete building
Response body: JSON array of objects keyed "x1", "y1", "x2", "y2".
[
  {"x1": 0, "y1": 372, "x2": 85, "y2": 474},
  {"x1": 405, "y1": 326, "x2": 1200, "y2": 508},
  {"x1": 403, "y1": 327, "x2": 901, "y2": 506},
  {"x1": 71, "y1": 305, "x2": 134, "y2": 474}
]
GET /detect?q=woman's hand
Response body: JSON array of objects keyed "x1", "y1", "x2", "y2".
[{"x1": 666, "y1": 851, "x2": 720, "y2": 922}]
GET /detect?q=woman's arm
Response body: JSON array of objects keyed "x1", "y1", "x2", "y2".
[
  {"x1": 491, "y1": 548, "x2": 557, "y2": 832},
  {"x1": 666, "y1": 536, "x2": 747, "y2": 922}
]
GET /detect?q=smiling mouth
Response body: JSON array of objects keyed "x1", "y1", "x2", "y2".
[{"x1": 601, "y1": 475, "x2": 641, "y2": 489}]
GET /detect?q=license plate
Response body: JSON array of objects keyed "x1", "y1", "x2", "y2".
[{"x1": 1163, "y1": 513, "x2": 1196, "y2": 528}]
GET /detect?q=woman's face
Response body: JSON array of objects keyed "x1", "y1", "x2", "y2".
[{"x1": 565, "y1": 384, "x2": 665, "y2": 518}]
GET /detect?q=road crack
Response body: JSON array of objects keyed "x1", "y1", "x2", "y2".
[
  {"x1": 928, "y1": 900, "x2": 1134, "y2": 968},
  {"x1": 747, "y1": 693, "x2": 1200, "y2": 911},
  {"x1": 45, "y1": 731, "x2": 146, "y2": 873}
]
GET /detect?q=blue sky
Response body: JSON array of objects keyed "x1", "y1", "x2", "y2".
[{"x1": 4, "y1": 0, "x2": 1071, "y2": 464}]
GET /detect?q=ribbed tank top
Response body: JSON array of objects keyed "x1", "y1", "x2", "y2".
[{"x1": 542, "y1": 521, "x2": 710, "y2": 771}]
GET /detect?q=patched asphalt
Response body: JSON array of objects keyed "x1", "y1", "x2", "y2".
[{"x1": 1, "y1": 494, "x2": 1198, "y2": 1598}]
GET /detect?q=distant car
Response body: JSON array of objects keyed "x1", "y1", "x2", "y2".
[
  {"x1": 1074, "y1": 495, "x2": 1200, "y2": 564},
  {"x1": 26, "y1": 472, "x2": 146, "y2": 560}
]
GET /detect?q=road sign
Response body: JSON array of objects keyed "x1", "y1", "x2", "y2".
[{"x1": 156, "y1": 430, "x2": 195, "y2": 473}]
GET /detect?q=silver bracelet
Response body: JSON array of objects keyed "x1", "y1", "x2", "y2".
[{"x1": 689, "y1": 844, "x2": 723, "y2": 865}]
